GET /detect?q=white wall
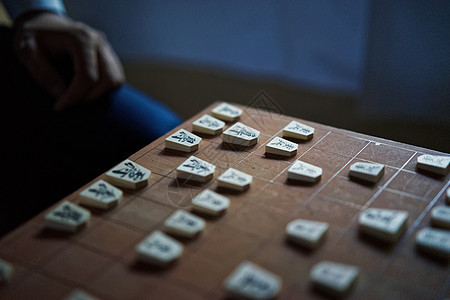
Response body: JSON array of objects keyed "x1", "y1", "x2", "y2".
[
  {"x1": 65, "y1": 0, "x2": 370, "y2": 93},
  {"x1": 65, "y1": 0, "x2": 450, "y2": 122}
]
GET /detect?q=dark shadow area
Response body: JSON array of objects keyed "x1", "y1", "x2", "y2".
[
  {"x1": 130, "y1": 258, "x2": 179, "y2": 274},
  {"x1": 285, "y1": 239, "x2": 316, "y2": 256},
  {"x1": 216, "y1": 186, "x2": 249, "y2": 195},
  {"x1": 414, "y1": 246, "x2": 450, "y2": 266},
  {"x1": 78, "y1": 204, "x2": 116, "y2": 217},
  {"x1": 164, "y1": 231, "x2": 202, "y2": 244},
  {"x1": 263, "y1": 153, "x2": 297, "y2": 161},
  {"x1": 285, "y1": 178, "x2": 320, "y2": 187},
  {"x1": 310, "y1": 281, "x2": 356, "y2": 300},
  {"x1": 159, "y1": 148, "x2": 192, "y2": 157},
  {"x1": 190, "y1": 209, "x2": 225, "y2": 221},
  {"x1": 282, "y1": 136, "x2": 313, "y2": 145},
  {"x1": 169, "y1": 177, "x2": 210, "y2": 188},
  {"x1": 221, "y1": 142, "x2": 256, "y2": 152},
  {"x1": 348, "y1": 175, "x2": 379, "y2": 187},
  {"x1": 36, "y1": 226, "x2": 84, "y2": 239},
  {"x1": 415, "y1": 168, "x2": 448, "y2": 181},
  {"x1": 357, "y1": 231, "x2": 397, "y2": 253}
]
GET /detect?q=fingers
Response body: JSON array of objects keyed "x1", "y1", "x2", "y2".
[
  {"x1": 53, "y1": 24, "x2": 99, "y2": 111},
  {"x1": 54, "y1": 27, "x2": 125, "y2": 111},
  {"x1": 14, "y1": 13, "x2": 126, "y2": 111},
  {"x1": 15, "y1": 31, "x2": 67, "y2": 98},
  {"x1": 85, "y1": 35, "x2": 125, "y2": 101}
]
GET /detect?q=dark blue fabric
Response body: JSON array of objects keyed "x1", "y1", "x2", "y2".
[{"x1": 107, "y1": 84, "x2": 182, "y2": 142}]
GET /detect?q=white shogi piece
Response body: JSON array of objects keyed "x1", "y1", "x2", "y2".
[
  {"x1": 287, "y1": 160, "x2": 322, "y2": 182},
  {"x1": 79, "y1": 179, "x2": 123, "y2": 209},
  {"x1": 63, "y1": 289, "x2": 99, "y2": 300},
  {"x1": 176, "y1": 156, "x2": 216, "y2": 183},
  {"x1": 192, "y1": 114, "x2": 225, "y2": 135},
  {"x1": 165, "y1": 129, "x2": 202, "y2": 152},
  {"x1": 286, "y1": 219, "x2": 329, "y2": 249},
  {"x1": 223, "y1": 122, "x2": 260, "y2": 147},
  {"x1": 211, "y1": 102, "x2": 243, "y2": 122},
  {"x1": 44, "y1": 201, "x2": 90, "y2": 232},
  {"x1": 282, "y1": 120, "x2": 314, "y2": 140},
  {"x1": 192, "y1": 189, "x2": 230, "y2": 216},
  {"x1": 164, "y1": 210, "x2": 206, "y2": 238},
  {"x1": 265, "y1": 137, "x2": 298, "y2": 157},
  {"x1": 349, "y1": 162, "x2": 385, "y2": 183},
  {"x1": 0, "y1": 258, "x2": 13, "y2": 282},
  {"x1": 106, "y1": 159, "x2": 151, "y2": 189},
  {"x1": 358, "y1": 208, "x2": 408, "y2": 243},
  {"x1": 416, "y1": 228, "x2": 450, "y2": 261},
  {"x1": 417, "y1": 154, "x2": 450, "y2": 175},
  {"x1": 310, "y1": 261, "x2": 359, "y2": 297},
  {"x1": 136, "y1": 231, "x2": 183, "y2": 266},
  {"x1": 218, "y1": 168, "x2": 253, "y2": 192},
  {"x1": 224, "y1": 261, "x2": 282, "y2": 300},
  {"x1": 431, "y1": 206, "x2": 450, "y2": 229}
]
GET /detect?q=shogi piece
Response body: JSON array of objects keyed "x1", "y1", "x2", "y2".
[
  {"x1": 136, "y1": 231, "x2": 183, "y2": 266},
  {"x1": 79, "y1": 179, "x2": 123, "y2": 209},
  {"x1": 431, "y1": 206, "x2": 450, "y2": 229},
  {"x1": 64, "y1": 289, "x2": 99, "y2": 300},
  {"x1": 310, "y1": 261, "x2": 359, "y2": 297},
  {"x1": 265, "y1": 137, "x2": 298, "y2": 157},
  {"x1": 176, "y1": 156, "x2": 216, "y2": 183},
  {"x1": 165, "y1": 129, "x2": 202, "y2": 152},
  {"x1": 223, "y1": 122, "x2": 260, "y2": 147},
  {"x1": 218, "y1": 168, "x2": 253, "y2": 192},
  {"x1": 358, "y1": 208, "x2": 408, "y2": 243},
  {"x1": 288, "y1": 160, "x2": 322, "y2": 182},
  {"x1": 211, "y1": 102, "x2": 243, "y2": 122},
  {"x1": 164, "y1": 210, "x2": 205, "y2": 238},
  {"x1": 44, "y1": 201, "x2": 90, "y2": 232},
  {"x1": 0, "y1": 258, "x2": 13, "y2": 282},
  {"x1": 416, "y1": 228, "x2": 450, "y2": 261},
  {"x1": 349, "y1": 162, "x2": 385, "y2": 183},
  {"x1": 286, "y1": 219, "x2": 329, "y2": 249},
  {"x1": 192, "y1": 189, "x2": 230, "y2": 216},
  {"x1": 106, "y1": 159, "x2": 151, "y2": 189},
  {"x1": 283, "y1": 120, "x2": 314, "y2": 140},
  {"x1": 192, "y1": 114, "x2": 225, "y2": 135},
  {"x1": 417, "y1": 154, "x2": 450, "y2": 175},
  {"x1": 224, "y1": 261, "x2": 282, "y2": 300}
]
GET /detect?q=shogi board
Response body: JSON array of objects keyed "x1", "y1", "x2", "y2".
[{"x1": 1, "y1": 102, "x2": 449, "y2": 299}]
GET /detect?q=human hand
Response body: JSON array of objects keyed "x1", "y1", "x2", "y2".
[{"x1": 14, "y1": 12, "x2": 125, "y2": 111}]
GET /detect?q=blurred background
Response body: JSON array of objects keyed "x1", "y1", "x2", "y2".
[{"x1": 1, "y1": 1, "x2": 449, "y2": 152}]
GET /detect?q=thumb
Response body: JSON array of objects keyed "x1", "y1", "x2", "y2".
[{"x1": 16, "y1": 32, "x2": 67, "y2": 98}]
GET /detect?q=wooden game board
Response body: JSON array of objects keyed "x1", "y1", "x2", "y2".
[{"x1": 0, "y1": 102, "x2": 449, "y2": 299}]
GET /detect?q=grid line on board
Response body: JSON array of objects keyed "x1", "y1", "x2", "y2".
[
  {"x1": 1, "y1": 102, "x2": 449, "y2": 300},
  {"x1": 294, "y1": 141, "x2": 371, "y2": 212},
  {"x1": 252, "y1": 130, "x2": 332, "y2": 199},
  {"x1": 378, "y1": 180, "x2": 450, "y2": 274},
  {"x1": 328, "y1": 150, "x2": 418, "y2": 256}
]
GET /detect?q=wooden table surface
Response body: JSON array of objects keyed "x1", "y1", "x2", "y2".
[{"x1": 0, "y1": 102, "x2": 449, "y2": 299}]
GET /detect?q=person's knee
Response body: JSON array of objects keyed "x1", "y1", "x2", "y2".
[{"x1": 107, "y1": 84, "x2": 183, "y2": 141}]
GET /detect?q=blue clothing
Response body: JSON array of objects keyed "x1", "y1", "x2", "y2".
[
  {"x1": 3, "y1": 0, "x2": 66, "y2": 19},
  {"x1": 108, "y1": 85, "x2": 182, "y2": 142}
]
